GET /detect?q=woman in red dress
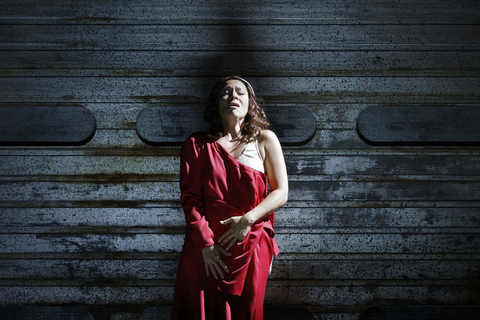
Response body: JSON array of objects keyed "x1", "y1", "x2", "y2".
[{"x1": 171, "y1": 76, "x2": 289, "y2": 320}]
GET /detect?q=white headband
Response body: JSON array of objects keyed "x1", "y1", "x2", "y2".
[{"x1": 238, "y1": 77, "x2": 255, "y2": 96}]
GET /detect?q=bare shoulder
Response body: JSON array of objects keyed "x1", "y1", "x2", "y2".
[
  {"x1": 257, "y1": 129, "x2": 279, "y2": 144},
  {"x1": 257, "y1": 129, "x2": 282, "y2": 160},
  {"x1": 257, "y1": 130, "x2": 287, "y2": 190}
]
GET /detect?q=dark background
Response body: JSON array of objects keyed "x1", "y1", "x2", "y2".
[{"x1": 0, "y1": 1, "x2": 479, "y2": 319}]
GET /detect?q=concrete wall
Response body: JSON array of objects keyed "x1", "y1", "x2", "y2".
[{"x1": 0, "y1": 1, "x2": 479, "y2": 319}]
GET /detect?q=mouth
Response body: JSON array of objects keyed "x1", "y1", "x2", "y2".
[{"x1": 228, "y1": 102, "x2": 240, "y2": 108}]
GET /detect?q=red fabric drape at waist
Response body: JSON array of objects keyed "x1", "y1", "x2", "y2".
[{"x1": 202, "y1": 196, "x2": 276, "y2": 296}]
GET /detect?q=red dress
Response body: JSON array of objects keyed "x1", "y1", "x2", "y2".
[{"x1": 171, "y1": 132, "x2": 280, "y2": 320}]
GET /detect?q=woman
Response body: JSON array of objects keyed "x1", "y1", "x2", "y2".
[{"x1": 171, "y1": 76, "x2": 288, "y2": 320}]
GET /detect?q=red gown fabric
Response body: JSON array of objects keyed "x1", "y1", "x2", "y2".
[{"x1": 171, "y1": 132, "x2": 280, "y2": 320}]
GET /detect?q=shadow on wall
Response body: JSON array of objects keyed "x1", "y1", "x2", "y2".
[{"x1": 192, "y1": 0, "x2": 260, "y2": 109}]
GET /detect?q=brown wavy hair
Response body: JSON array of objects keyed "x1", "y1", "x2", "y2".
[{"x1": 204, "y1": 76, "x2": 270, "y2": 142}]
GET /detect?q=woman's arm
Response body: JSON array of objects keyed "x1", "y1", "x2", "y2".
[
  {"x1": 179, "y1": 135, "x2": 216, "y2": 251},
  {"x1": 219, "y1": 129, "x2": 289, "y2": 250},
  {"x1": 181, "y1": 135, "x2": 232, "y2": 280},
  {"x1": 245, "y1": 129, "x2": 288, "y2": 222}
]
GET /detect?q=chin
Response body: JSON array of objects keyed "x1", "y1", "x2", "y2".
[
  {"x1": 232, "y1": 109, "x2": 247, "y2": 116},
  {"x1": 223, "y1": 110, "x2": 243, "y2": 118}
]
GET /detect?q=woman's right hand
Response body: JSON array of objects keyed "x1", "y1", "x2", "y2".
[{"x1": 202, "y1": 243, "x2": 231, "y2": 280}]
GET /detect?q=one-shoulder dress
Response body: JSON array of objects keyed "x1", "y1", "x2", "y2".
[{"x1": 171, "y1": 132, "x2": 280, "y2": 320}]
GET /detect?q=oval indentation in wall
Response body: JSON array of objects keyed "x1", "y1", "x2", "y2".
[
  {"x1": 136, "y1": 106, "x2": 316, "y2": 146},
  {"x1": 0, "y1": 106, "x2": 96, "y2": 146},
  {"x1": 357, "y1": 106, "x2": 480, "y2": 146}
]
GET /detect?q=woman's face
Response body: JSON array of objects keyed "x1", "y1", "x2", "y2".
[{"x1": 217, "y1": 80, "x2": 250, "y2": 121}]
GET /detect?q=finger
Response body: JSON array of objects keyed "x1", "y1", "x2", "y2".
[
  {"x1": 224, "y1": 229, "x2": 242, "y2": 244},
  {"x1": 213, "y1": 260, "x2": 224, "y2": 279},
  {"x1": 220, "y1": 218, "x2": 232, "y2": 225},
  {"x1": 209, "y1": 264, "x2": 219, "y2": 280},
  {"x1": 225, "y1": 237, "x2": 239, "y2": 251},
  {"x1": 218, "y1": 245, "x2": 232, "y2": 256},
  {"x1": 218, "y1": 229, "x2": 234, "y2": 244},
  {"x1": 220, "y1": 233, "x2": 236, "y2": 246},
  {"x1": 218, "y1": 231, "x2": 229, "y2": 244},
  {"x1": 205, "y1": 262, "x2": 209, "y2": 277},
  {"x1": 217, "y1": 257, "x2": 230, "y2": 273}
]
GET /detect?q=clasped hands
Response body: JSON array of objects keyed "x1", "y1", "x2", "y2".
[{"x1": 201, "y1": 214, "x2": 256, "y2": 280}]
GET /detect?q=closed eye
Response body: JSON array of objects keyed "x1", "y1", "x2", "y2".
[{"x1": 220, "y1": 87, "x2": 246, "y2": 96}]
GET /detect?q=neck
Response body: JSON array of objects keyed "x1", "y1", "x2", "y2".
[{"x1": 221, "y1": 116, "x2": 245, "y2": 140}]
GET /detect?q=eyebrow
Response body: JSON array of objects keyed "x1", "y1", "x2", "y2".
[{"x1": 222, "y1": 86, "x2": 246, "y2": 91}]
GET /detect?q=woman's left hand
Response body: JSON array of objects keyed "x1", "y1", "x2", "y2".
[{"x1": 218, "y1": 215, "x2": 255, "y2": 250}]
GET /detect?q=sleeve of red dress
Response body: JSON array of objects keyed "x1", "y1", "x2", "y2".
[{"x1": 179, "y1": 135, "x2": 215, "y2": 252}]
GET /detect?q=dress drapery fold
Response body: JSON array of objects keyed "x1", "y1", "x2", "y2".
[{"x1": 171, "y1": 132, "x2": 280, "y2": 320}]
